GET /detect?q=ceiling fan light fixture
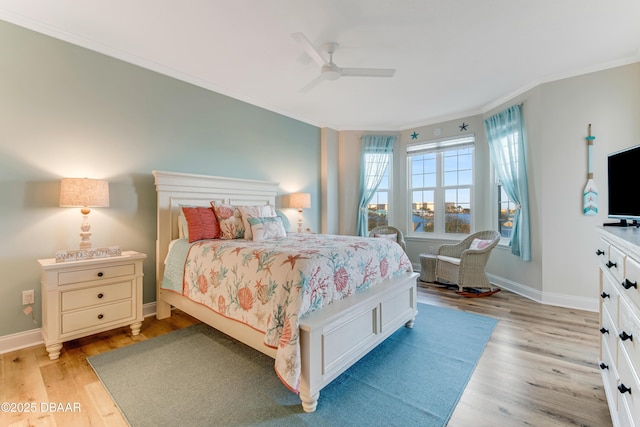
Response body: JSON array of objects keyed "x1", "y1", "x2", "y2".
[{"x1": 322, "y1": 64, "x2": 341, "y2": 80}]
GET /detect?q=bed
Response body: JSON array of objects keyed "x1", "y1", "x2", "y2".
[{"x1": 153, "y1": 170, "x2": 418, "y2": 412}]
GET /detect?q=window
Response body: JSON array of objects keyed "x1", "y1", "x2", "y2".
[
  {"x1": 497, "y1": 181, "x2": 515, "y2": 239},
  {"x1": 408, "y1": 135, "x2": 474, "y2": 235},
  {"x1": 366, "y1": 153, "x2": 391, "y2": 231}
]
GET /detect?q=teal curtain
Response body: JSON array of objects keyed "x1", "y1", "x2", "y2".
[
  {"x1": 484, "y1": 104, "x2": 531, "y2": 261},
  {"x1": 356, "y1": 135, "x2": 396, "y2": 236}
]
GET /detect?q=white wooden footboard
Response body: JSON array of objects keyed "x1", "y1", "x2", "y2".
[{"x1": 298, "y1": 271, "x2": 418, "y2": 412}]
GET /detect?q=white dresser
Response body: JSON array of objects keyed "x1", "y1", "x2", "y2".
[
  {"x1": 598, "y1": 227, "x2": 640, "y2": 426},
  {"x1": 38, "y1": 251, "x2": 146, "y2": 360}
]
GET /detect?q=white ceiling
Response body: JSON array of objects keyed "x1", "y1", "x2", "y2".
[{"x1": 1, "y1": 1, "x2": 639, "y2": 131}]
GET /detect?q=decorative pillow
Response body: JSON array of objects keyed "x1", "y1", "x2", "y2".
[
  {"x1": 238, "y1": 204, "x2": 276, "y2": 240},
  {"x1": 469, "y1": 238, "x2": 493, "y2": 250},
  {"x1": 248, "y1": 216, "x2": 287, "y2": 241},
  {"x1": 374, "y1": 233, "x2": 398, "y2": 242},
  {"x1": 211, "y1": 202, "x2": 245, "y2": 239},
  {"x1": 276, "y1": 209, "x2": 291, "y2": 232},
  {"x1": 177, "y1": 213, "x2": 187, "y2": 239},
  {"x1": 181, "y1": 206, "x2": 220, "y2": 243}
]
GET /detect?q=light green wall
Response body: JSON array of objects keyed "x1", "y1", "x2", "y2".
[{"x1": 0, "y1": 20, "x2": 320, "y2": 337}]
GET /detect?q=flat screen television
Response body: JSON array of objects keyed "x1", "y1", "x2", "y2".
[{"x1": 607, "y1": 144, "x2": 640, "y2": 226}]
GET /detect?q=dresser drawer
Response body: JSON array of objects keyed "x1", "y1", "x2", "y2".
[
  {"x1": 61, "y1": 300, "x2": 133, "y2": 334},
  {"x1": 61, "y1": 281, "x2": 133, "y2": 312},
  {"x1": 602, "y1": 272, "x2": 620, "y2": 326},
  {"x1": 600, "y1": 341, "x2": 619, "y2": 415},
  {"x1": 599, "y1": 239, "x2": 611, "y2": 267},
  {"x1": 58, "y1": 263, "x2": 136, "y2": 286},
  {"x1": 601, "y1": 305, "x2": 619, "y2": 363},
  {"x1": 618, "y1": 298, "x2": 640, "y2": 371},
  {"x1": 623, "y1": 255, "x2": 640, "y2": 313},
  {"x1": 608, "y1": 245, "x2": 626, "y2": 284},
  {"x1": 617, "y1": 349, "x2": 640, "y2": 424}
]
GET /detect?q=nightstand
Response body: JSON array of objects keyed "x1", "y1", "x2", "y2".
[{"x1": 38, "y1": 251, "x2": 146, "y2": 360}]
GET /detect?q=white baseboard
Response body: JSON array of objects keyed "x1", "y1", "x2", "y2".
[
  {"x1": 0, "y1": 328, "x2": 44, "y2": 355},
  {"x1": 415, "y1": 263, "x2": 599, "y2": 313},
  {"x1": 487, "y1": 274, "x2": 598, "y2": 312},
  {"x1": 0, "y1": 302, "x2": 157, "y2": 355}
]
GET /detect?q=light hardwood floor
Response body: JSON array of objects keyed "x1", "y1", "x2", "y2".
[{"x1": 1, "y1": 284, "x2": 611, "y2": 427}]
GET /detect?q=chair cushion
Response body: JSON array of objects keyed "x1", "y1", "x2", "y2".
[{"x1": 437, "y1": 255, "x2": 461, "y2": 265}]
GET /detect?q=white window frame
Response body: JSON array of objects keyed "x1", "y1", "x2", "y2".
[{"x1": 407, "y1": 135, "x2": 475, "y2": 238}]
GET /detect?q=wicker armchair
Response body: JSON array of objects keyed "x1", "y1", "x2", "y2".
[
  {"x1": 369, "y1": 226, "x2": 407, "y2": 252},
  {"x1": 435, "y1": 230, "x2": 500, "y2": 291}
]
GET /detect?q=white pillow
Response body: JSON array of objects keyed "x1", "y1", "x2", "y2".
[
  {"x1": 178, "y1": 214, "x2": 188, "y2": 240},
  {"x1": 469, "y1": 238, "x2": 493, "y2": 250},
  {"x1": 239, "y1": 205, "x2": 276, "y2": 240},
  {"x1": 374, "y1": 233, "x2": 398, "y2": 242},
  {"x1": 248, "y1": 216, "x2": 287, "y2": 241}
]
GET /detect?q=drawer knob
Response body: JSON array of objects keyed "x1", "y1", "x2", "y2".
[
  {"x1": 600, "y1": 327, "x2": 609, "y2": 335},
  {"x1": 606, "y1": 261, "x2": 617, "y2": 269},
  {"x1": 599, "y1": 362, "x2": 609, "y2": 370},
  {"x1": 596, "y1": 249, "x2": 605, "y2": 256},
  {"x1": 97, "y1": 271, "x2": 104, "y2": 277},
  {"x1": 600, "y1": 292, "x2": 610, "y2": 299},
  {"x1": 618, "y1": 383, "x2": 632, "y2": 394},
  {"x1": 622, "y1": 279, "x2": 638, "y2": 290},
  {"x1": 619, "y1": 331, "x2": 633, "y2": 342},
  {"x1": 97, "y1": 314, "x2": 104, "y2": 320},
  {"x1": 97, "y1": 293, "x2": 104, "y2": 299}
]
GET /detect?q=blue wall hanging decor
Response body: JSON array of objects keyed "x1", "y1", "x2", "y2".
[{"x1": 583, "y1": 124, "x2": 598, "y2": 216}]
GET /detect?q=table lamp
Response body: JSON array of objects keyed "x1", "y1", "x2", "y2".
[{"x1": 289, "y1": 192, "x2": 311, "y2": 233}]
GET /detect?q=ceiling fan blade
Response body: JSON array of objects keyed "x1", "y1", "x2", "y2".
[
  {"x1": 291, "y1": 32, "x2": 327, "y2": 67},
  {"x1": 341, "y1": 68, "x2": 396, "y2": 77},
  {"x1": 300, "y1": 73, "x2": 329, "y2": 93}
]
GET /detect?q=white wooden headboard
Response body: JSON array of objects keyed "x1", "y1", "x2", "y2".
[{"x1": 152, "y1": 170, "x2": 279, "y2": 289}]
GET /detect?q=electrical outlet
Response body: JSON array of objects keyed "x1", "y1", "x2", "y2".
[{"x1": 22, "y1": 290, "x2": 34, "y2": 305}]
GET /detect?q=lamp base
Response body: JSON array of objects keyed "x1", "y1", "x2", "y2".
[
  {"x1": 297, "y1": 209, "x2": 303, "y2": 233},
  {"x1": 79, "y1": 232, "x2": 92, "y2": 250},
  {"x1": 79, "y1": 212, "x2": 93, "y2": 250}
]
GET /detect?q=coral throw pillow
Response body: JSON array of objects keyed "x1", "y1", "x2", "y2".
[{"x1": 181, "y1": 207, "x2": 220, "y2": 243}]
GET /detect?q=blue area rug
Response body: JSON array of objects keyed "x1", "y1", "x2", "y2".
[{"x1": 88, "y1": 303, "x2": 497, "y2": 427}]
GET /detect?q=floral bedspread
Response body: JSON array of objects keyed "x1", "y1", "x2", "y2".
[{"x1": 162, "y1": 233, "x2": 413, "y2": 393}]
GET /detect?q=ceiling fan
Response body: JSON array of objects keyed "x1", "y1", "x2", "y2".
[{"x1": 291, "y1": 32, "x2": 396, "y2": 92}]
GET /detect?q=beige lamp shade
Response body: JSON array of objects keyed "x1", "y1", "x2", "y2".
[
  {"x1": 60, "y1": 178, "x2": 110, "y2": 208},
  {"x1": 59, "y1": 178, "x2": 110, "y2": 250},
  {"x1": 289, "y1": 192, "x2": 311, "y2": 209},
  {"x1": 290, "y1": 192, "x2": 310, "y2": 233}
]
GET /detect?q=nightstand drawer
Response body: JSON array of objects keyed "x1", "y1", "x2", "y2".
[
  {"x1": 59, "y1": 263, "x2": 136, "y2": 285},
  {"x1": 61, "y1": 281, "x2": 133, "y2": 311},
  {"x1": 61, "y1": 300, "x2": 133, "y2": 334}
]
